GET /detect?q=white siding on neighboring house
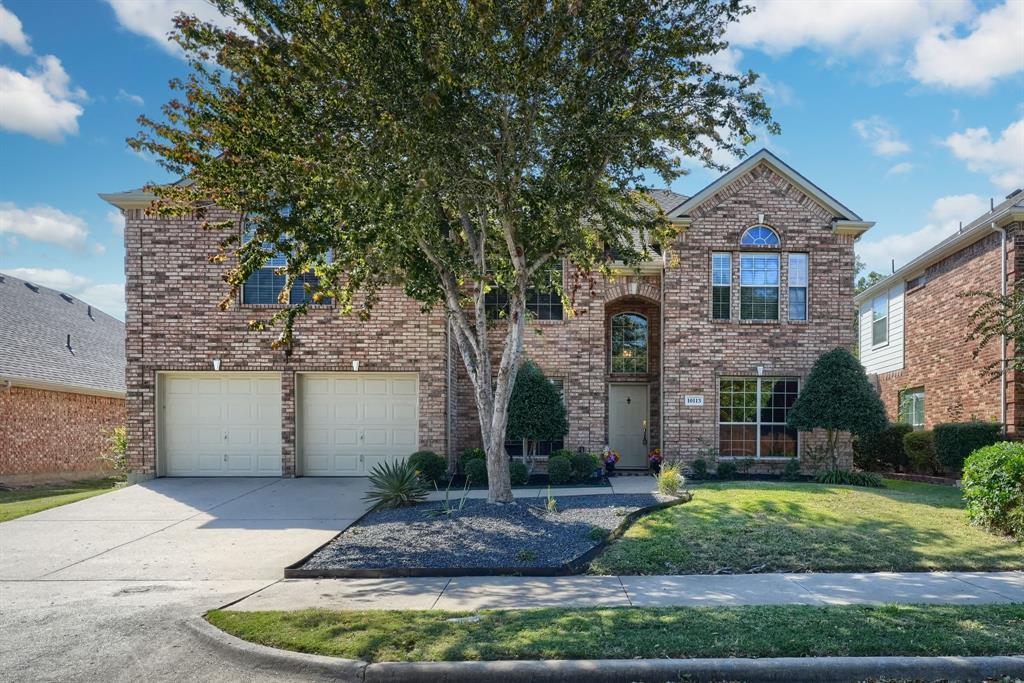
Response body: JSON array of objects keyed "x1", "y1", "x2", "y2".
[{"x1": 859, "y1": 282, "x2": 905, "y2": 375}]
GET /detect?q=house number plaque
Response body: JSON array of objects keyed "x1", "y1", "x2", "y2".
[{"x1": 684, "y1": 395, "x2": 704, "y2": 407}]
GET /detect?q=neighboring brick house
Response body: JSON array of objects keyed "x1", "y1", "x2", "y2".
[
  {"x1": 856, "y1": 190, "x2": 1024, "y2": 433},
  {"x1": 0, "y1": 274, "x2": 126, "y2": 483},
  {"x1": 102, "y1": 149, "x2": 870, "y2": 481}
]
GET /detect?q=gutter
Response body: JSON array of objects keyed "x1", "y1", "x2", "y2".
[{"x1": 0, "y1": 375, "x2": 126, "y2": 399}]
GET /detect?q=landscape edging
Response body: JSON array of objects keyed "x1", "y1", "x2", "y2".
[
  {"x1": 188, "y1": 616, "x2": 1024, "y2": 683},
  {"x1": 283, "y1": 491, "x2": 692, "y2": 579}
]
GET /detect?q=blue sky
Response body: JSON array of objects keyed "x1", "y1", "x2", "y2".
[{"x1": 1, "y1": 0, "x2": 1022, "y2": 320}]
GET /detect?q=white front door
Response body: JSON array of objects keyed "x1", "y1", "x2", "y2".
[
  {"x1": 298, "y1": 372, "x2": 419, "y2": 476},
  {"x1": 608, "y1": 383, "x2": 649, "y2": 468},
  {"x1": 159, "y1": 373, "x2": 283, "y2": 476}
]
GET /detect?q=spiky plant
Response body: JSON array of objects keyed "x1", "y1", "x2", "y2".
[{"x1": 363, "y1": 460, "x2": 428, "y2": 511}]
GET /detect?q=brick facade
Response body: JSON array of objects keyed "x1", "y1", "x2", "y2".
[
  {"x1": 874, "y1": 221, "x2": 1024, "y2": 434},
  {"x1": 0, "y1": 385, "x2": 125, "y2": 482},
  {"x1": 118, "y1": 157, "x2": 860, "y2": 478}
]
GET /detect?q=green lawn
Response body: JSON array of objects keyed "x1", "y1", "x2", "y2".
[
  {"x1": 590, "y1": 480, "x2": 1023, "y2": 575},
  {"x1": 0, "y1": 477, "x2": 122, "y2": 522},
  {"x1": 206, "y1": 604, "x2": 1024, "y2": 662}
]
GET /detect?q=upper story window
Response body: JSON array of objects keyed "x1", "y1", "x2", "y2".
[
  {"x1": 740, "y1": 225, "x2": 780, "y2": 247},
  {"x1": 610, "y1": 312, "x2": 648, "y2": 373},
  {"x1": 712, "y1": 253, "x2": 732, "y2": 320},
  {"x1": 484, "y1": 263, "x2": 564, "y2": 321},
  {"x1": 871, "y1": 293, "x2": 888, "y2": 346},
  {"x1": 739, "y1": 253, "x2": 780, "y2": 320},
  {"x1": 240, "y1": 220, "x2": 328, "y2": 306},
  {"x1": 788, "y1": 253, "x2": 808, "y2": 321}
]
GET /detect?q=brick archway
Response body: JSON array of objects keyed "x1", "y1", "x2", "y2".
[{"x1": 603, "y1": 278, "x2": 659, "y2": 305}]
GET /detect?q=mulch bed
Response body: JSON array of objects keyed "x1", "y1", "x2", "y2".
[{"x1": 289, "y1": 493, "x2": 687, "y2": 578}]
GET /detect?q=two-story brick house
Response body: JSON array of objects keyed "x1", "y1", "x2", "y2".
[
  {"x1": 856, "y1": 190, "x2": 1024, "y2": 433},
  {"x1": 102, "y1": 149, "x2": 870, "y2": 481}
]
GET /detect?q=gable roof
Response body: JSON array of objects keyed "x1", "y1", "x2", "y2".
[
  {"x1": 0, "y1": 273, "x2": 125, "y2": 397},
  {"x1": 647, "y1": 188, "x2": 689, "y2": 215},
  {"x1": 854, "y1": 189, "x2": 1024, "y2": 305},
  {"x1": 669, "y1": 149, "x2": 871, "y2": 236}
]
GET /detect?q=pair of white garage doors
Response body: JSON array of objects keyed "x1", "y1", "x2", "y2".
[{"x1": 159, "y1": 372, "x2": 418, "y2": 476}]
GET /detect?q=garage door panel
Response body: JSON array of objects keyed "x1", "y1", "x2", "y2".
[
  {"x1": 299, "y1": 373, "x2": 419, "y2": 476},
  {"x1": 160, "y1": 373, "x2": 282, "y2": 477}
]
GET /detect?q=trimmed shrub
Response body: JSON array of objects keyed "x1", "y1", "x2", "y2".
[
  {"x1": 962, "y1": 442, "x2": 1024, "y2": 539},
  {"x1": 934, "y1": 422, "x2": 1003, "y2": 472},
  {"x1": 570, "y1": 451, "x2": 600, "y2": 482},
  {"x1": 547, "y1": 455, "x2": 573, "y2": 485},
  {"x1": 458, "y1": 447, "x2": 485, "y2": 474},
  {"x1": 903, "y1": 430, "x2": 938, "y2": 474},
  {"x1": 782, "y1": 458, "x2": 802, "y2": 481},
  {"x1": 506, "y1": 362, "x2": 568, "y2": 468},
  {"x1": 691, "y1": 458, "x2": 709, "y2": 479},
  {"x1": 464, "y1": 458, "x2": 488, "y2": 486},
  {"x1": 716, "y1": 461, "x2": 738, "y2": 480},
  {"x1": 815, "y1": 468, "x2": 883, "y2": 487},
  {"x1": 549, "y1": 448, "x2": 573, "y2": 460},
  {"x1": 407, "y1": 450, "x2": 447, "y2": 485},
  {"x1": 509, "y1": 460, "x2": 529, "y2": 486},
  {"x1": 856, "y1": 423, "x2": 913, "y2": 472}
]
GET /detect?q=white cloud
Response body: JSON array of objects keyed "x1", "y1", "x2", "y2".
[
  {"x1": 909, "y1": 1, "x2": 1024, "y2": 90},
  {"x1": 115, "y1": 88, "x2": 144, "y2": 106},
  {"x1": 852, "y1": 116, "x2": 910, "y2": 157},
  {"x1": 704, "y1": 47, "x2": 743, "y2": 76},
  {"x1": 944, "y1": 118, "x2": 1024, "y2": 192},
  {"x1": 1, "y1": 267, "x2": 125, "y2": 319},
  {"x1": 886, "y1": 162, "x2": 914, "y2": 176},
  {"x1": 106, "y1": 209, "x2": 125, "y2": 236},
  {"x1": 0, "y1": 202, "x2": 90, "y2": 248},
  {"x1": 0, "y1": 55, "x2": 86, "y2": 141},
  {"x1": 105, "y1": 0, "x2": 240, "y2": 57},
  {"x1": 0, "y1": 1, "x2": 30, "y2": 54},
  {"x1": 856, "y1": 193, "x2": 989, "y2": 273}
]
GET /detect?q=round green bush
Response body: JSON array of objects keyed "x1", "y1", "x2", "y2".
[
  {"x1": 459, "y1": 447, "x2": 485, "y2": 474},
  {"x1": 903, "y1": 430, "x2": 938, "y2": 474},
  {"x1": 570, "y1": 451, "x2": 599, "y2": 482},
  {"x1": 464, "y1": 458, "x2": 488, "y2": 486},
  {"x1": 547, "y1": 455, "x2": 573, "y2": 485},
  {"x1": 716, "y1": 461, "x2": 737, "y2": 480},
  {"x1": 934, "y1": 422, "x2": 1003, "y2": 472},
  {"x1": 510, "y1": 460, "x2": 529, "y2": 486},
  {"x1": 856, "y1": 423, "x2": 913, "y2": 472},
  {"x1": 962, "y1": 441, "x2": 1024, "y2": 539},
  {"x1": 690, "y1": 458, "x2": 709, "y2": 479},
  {"x1": 407, "y1": 450, "x2": 447, "y2": 485}
]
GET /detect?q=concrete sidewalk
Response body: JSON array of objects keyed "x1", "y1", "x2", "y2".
[{"x1": 226, "y1": 570, "x2": 1024, "y2": 612}]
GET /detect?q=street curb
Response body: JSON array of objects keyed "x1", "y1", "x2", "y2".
[{"x1": 188, "y1": 616, "x2": 1024, "y2": 683}]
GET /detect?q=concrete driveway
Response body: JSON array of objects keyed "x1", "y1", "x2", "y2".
[{"x1": 0, "y1": 477, "x2": 369, "y2": 682}]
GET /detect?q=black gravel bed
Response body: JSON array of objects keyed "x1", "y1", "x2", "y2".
[{"x1": 295, "y1": 493, "x2": 680, "y2": 575}]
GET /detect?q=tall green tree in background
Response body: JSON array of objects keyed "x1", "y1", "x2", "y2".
[
  {"x1": 131, "y1": 0, "x2": 776, "y2": 502},
  {"x1": 506, "y1": 361, "x2": 568, "y2": 473}
]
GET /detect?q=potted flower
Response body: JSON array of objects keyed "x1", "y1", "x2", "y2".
[
  {"x1": 602, "y1": 447, "x2": 620, "y2": 476},
  {"x1": 648, "y1": 448, "x2": 663, "y2": 474}
]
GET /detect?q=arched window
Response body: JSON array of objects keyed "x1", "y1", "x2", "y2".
[
  {"x1": 610, "y1": 313, "x2": 648, "y2": 373},
  {"x1": 740, "y1": 225, "x2": 780, "y2": 246}
]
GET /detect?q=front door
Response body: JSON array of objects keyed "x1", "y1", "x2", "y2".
[{"x1": 608, "y1": 383, "x2": 649, "y2": 468}]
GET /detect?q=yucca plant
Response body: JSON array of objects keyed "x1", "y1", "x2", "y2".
[{"x1": 363, "y1": 460, "x2": 428, "y2": 511}]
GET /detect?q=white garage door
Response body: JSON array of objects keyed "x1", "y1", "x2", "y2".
[
  {"x1": 160, "y1": 373, "x2": 283, "y2": 476},
  {"x1": 299, "y1": 372, "x2": 419, "y2": 476}
]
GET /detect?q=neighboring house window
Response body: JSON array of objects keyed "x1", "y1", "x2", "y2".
[
  {"x1": 712, "y1": 252, "x2": 731, "y2": 320},
  {"x1": 484, "y1": 263, "x2": 564, "y2": 320},
  {"x1": 506, "y1": 378, "x2": 564, "y2": 456},
  {"x1": 740, "y1": 225, "x2": 780, "y2": 247},
  {"x1": 610, "y1": 313, "x2": 649, "y2": 373},
  {"x1": 788, "y1": 253, "x2": 808, "y2": 321},
  {"x1": 240, "y1": 223, "x2": 327, "y2": 306},
  {"x1": 871, "y1": 293, "x2": 888, "y2": 346},
  {"x1": 899, "y1": 387, "x2": 925, "y2": 429},
  {"x1": 719, "y1": 377, "x2": 799, "y2": 458},
  {"x1": 739, "y1": 253, "x2": 780, "y2": 320}
]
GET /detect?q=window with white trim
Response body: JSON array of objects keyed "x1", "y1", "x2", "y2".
[
  {"x1": 719, "y1": 377, "x2": 799, "y2": 457},
  {"x1": 788, "y1": 253, "x2": 808, "y2": 321},
  {"x1": 712, "y1": 252, "x2": 731, "y2": 320},
  {"x1": 898, "y1": 387, "x2": 925, "y2": 429},
  {"x1": 610, "y1": 312, "x2": 649, "y2": 373},
  {"x1": 740, "y1": 253, "x2": 780, "y2": 320},
  {"x1": 740, "y1": 225, "x2": 780, "y2": 246},
  {"x1": 871, "y1": 294, "x2": 888, "y2": 346}
]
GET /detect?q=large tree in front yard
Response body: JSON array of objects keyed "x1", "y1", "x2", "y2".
[
  {"x1": 788, "y1": 347, "x2": 887, "y2": 469},
  {"x1": 131, "y1": 0, "x2": 776, "y2": 502}
]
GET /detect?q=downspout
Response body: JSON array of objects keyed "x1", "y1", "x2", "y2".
[
  {"x1": 992, "y1": 222, "x2": 1007, "y2": 431},
  {"x1": 660, "y1": 249, "x2": 666, "y2": 460}
]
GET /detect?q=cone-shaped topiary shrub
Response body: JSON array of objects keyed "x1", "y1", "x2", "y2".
[{"x1": 507, "y1": 361, "x2": 568, "y2": 472}]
